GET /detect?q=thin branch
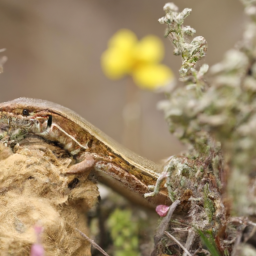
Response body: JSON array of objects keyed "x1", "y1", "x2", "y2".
[
  {"x1": 231, "y1": 232, "x2": 242, "y2": 256},
  {"x1": 182, "y1": 229, "x2": 196, "y2": 256},
  {"x1": 165, "y1": 231, "x2": 192, "y2": 256},
  {"x1": 192, "y1": 248, "x2": 210, "y2": 256},
  {"x1": 248, "y1": 221, "x2": 256, "y2": 227},
  {"x1": 151, "y1": 200, "x2": 180, "y2": 256},
  {"x1": 75, "y1": 228, "x2": 110, "y2": 256},
  {"x1": 154, "y1": 200, "x2": 180, "y2": 243}
]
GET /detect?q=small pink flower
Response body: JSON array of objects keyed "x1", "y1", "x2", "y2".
[
  {"x1": 156, "y1": 205, "x2": 169, "y2": 217},
  {"x1": 31, "y1": 244, "x2": 44, "y2": 256},
  {"x1": 30, "y1": 224, "x2": 44, "y2": 256}
]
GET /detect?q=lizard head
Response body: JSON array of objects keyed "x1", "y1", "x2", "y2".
[
  {"x1": 0, "y1": 98, "x2": 88, "y2": 150},
  {"x1": 0, "y1": 98, "x2": 53, "y2": 137},
  {"x1": 0, "y1": 97, "x2": 52, "y2": 118}
]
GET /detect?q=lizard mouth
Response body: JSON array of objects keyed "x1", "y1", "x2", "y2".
[{"x1": 28, "y1": 114, "x2": 52, "y2": 134}]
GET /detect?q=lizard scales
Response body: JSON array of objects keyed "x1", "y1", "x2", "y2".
[{"x1": 0, "y1": 98, "x2": 170, "y2": 207}]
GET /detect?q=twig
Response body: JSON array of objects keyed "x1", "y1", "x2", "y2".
[
  {"x1": 244, "y1": 221, "x2": 256, "y2": 243},
  {"x1": 154, "y1": 200, "x2": 180, "y2": 243},
  {"x1": 151, "y1": 200, "x2": 180, "y2": 256},
  {"x1": 231, "y1": 232, "x2": 242, "y2": 256},
  {"x1": 182, "y1": 229, "x2": 195, "y2": 256},
  {"x1": 75, "y1": 228, "x2": 110, "y2": 256},
  {"x1": 192, "y1": 248, "x2": 210, "y2": 256},
  {"x1": 248, "y1": 221, "x2": 256, "y2": 227},
  {"x1": 192, "y1": 248, "x2": 200, "y2": 256},
  {"x1": 165, "y1": 231, "x2": 192, "y2": 256}
]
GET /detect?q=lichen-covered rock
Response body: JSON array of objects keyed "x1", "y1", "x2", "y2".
[{"x1": 0, "y1": 137, "x2": 99, "y2": 256}]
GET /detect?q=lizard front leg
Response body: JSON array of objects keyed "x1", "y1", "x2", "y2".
[
  {"x1": 66, "y1": 152, "x2": 96, "y2": 174},
  {"x1": 65, "y1": 151, "x2": 115, "y2": 174},
  {"x1": 64, "y1": 152, "x2": 171, "y2": 206},
  {"x1": 64, "y1": 152, "x2": 151, "y2": 199}
]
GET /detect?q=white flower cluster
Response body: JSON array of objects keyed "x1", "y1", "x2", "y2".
[{"x1": 158, "y1": 2, "x2": 208, "y2": 83}]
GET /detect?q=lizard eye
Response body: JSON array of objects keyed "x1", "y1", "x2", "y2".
[{"x1": 22, "y1": 109, "x2": 29, "y2": 116}]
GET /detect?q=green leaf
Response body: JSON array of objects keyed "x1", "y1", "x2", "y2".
[{"x1": 197, "y1": 229, "x2": 221, "y2": 256}]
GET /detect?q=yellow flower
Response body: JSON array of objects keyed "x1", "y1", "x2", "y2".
[{"x1": 101, "y1": 29, "x2": 174, "y2": 90}]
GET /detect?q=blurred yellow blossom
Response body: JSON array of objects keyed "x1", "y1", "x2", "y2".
[{"x1": 101, "y1": 29, "x2": 174, "y2": 90}]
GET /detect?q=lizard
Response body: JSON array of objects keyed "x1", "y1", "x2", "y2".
[{"x1": 0, "y1": 97, "x2": 171, "y2": 207}]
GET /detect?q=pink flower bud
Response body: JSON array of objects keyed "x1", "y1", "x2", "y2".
[
  {"x1": 30, "y1": 244, "x2": 44, "y2": 256},
  {"x1": 31, "y1": 224, "x2": 44, "y2": 256},
  {"x1": 156, "y1": 204, "x2": 169, "y2": 217}
]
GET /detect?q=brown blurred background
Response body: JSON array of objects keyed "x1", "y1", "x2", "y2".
[{"x1": 0, "y1": 0, "x2": 244, "y2": 161}]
